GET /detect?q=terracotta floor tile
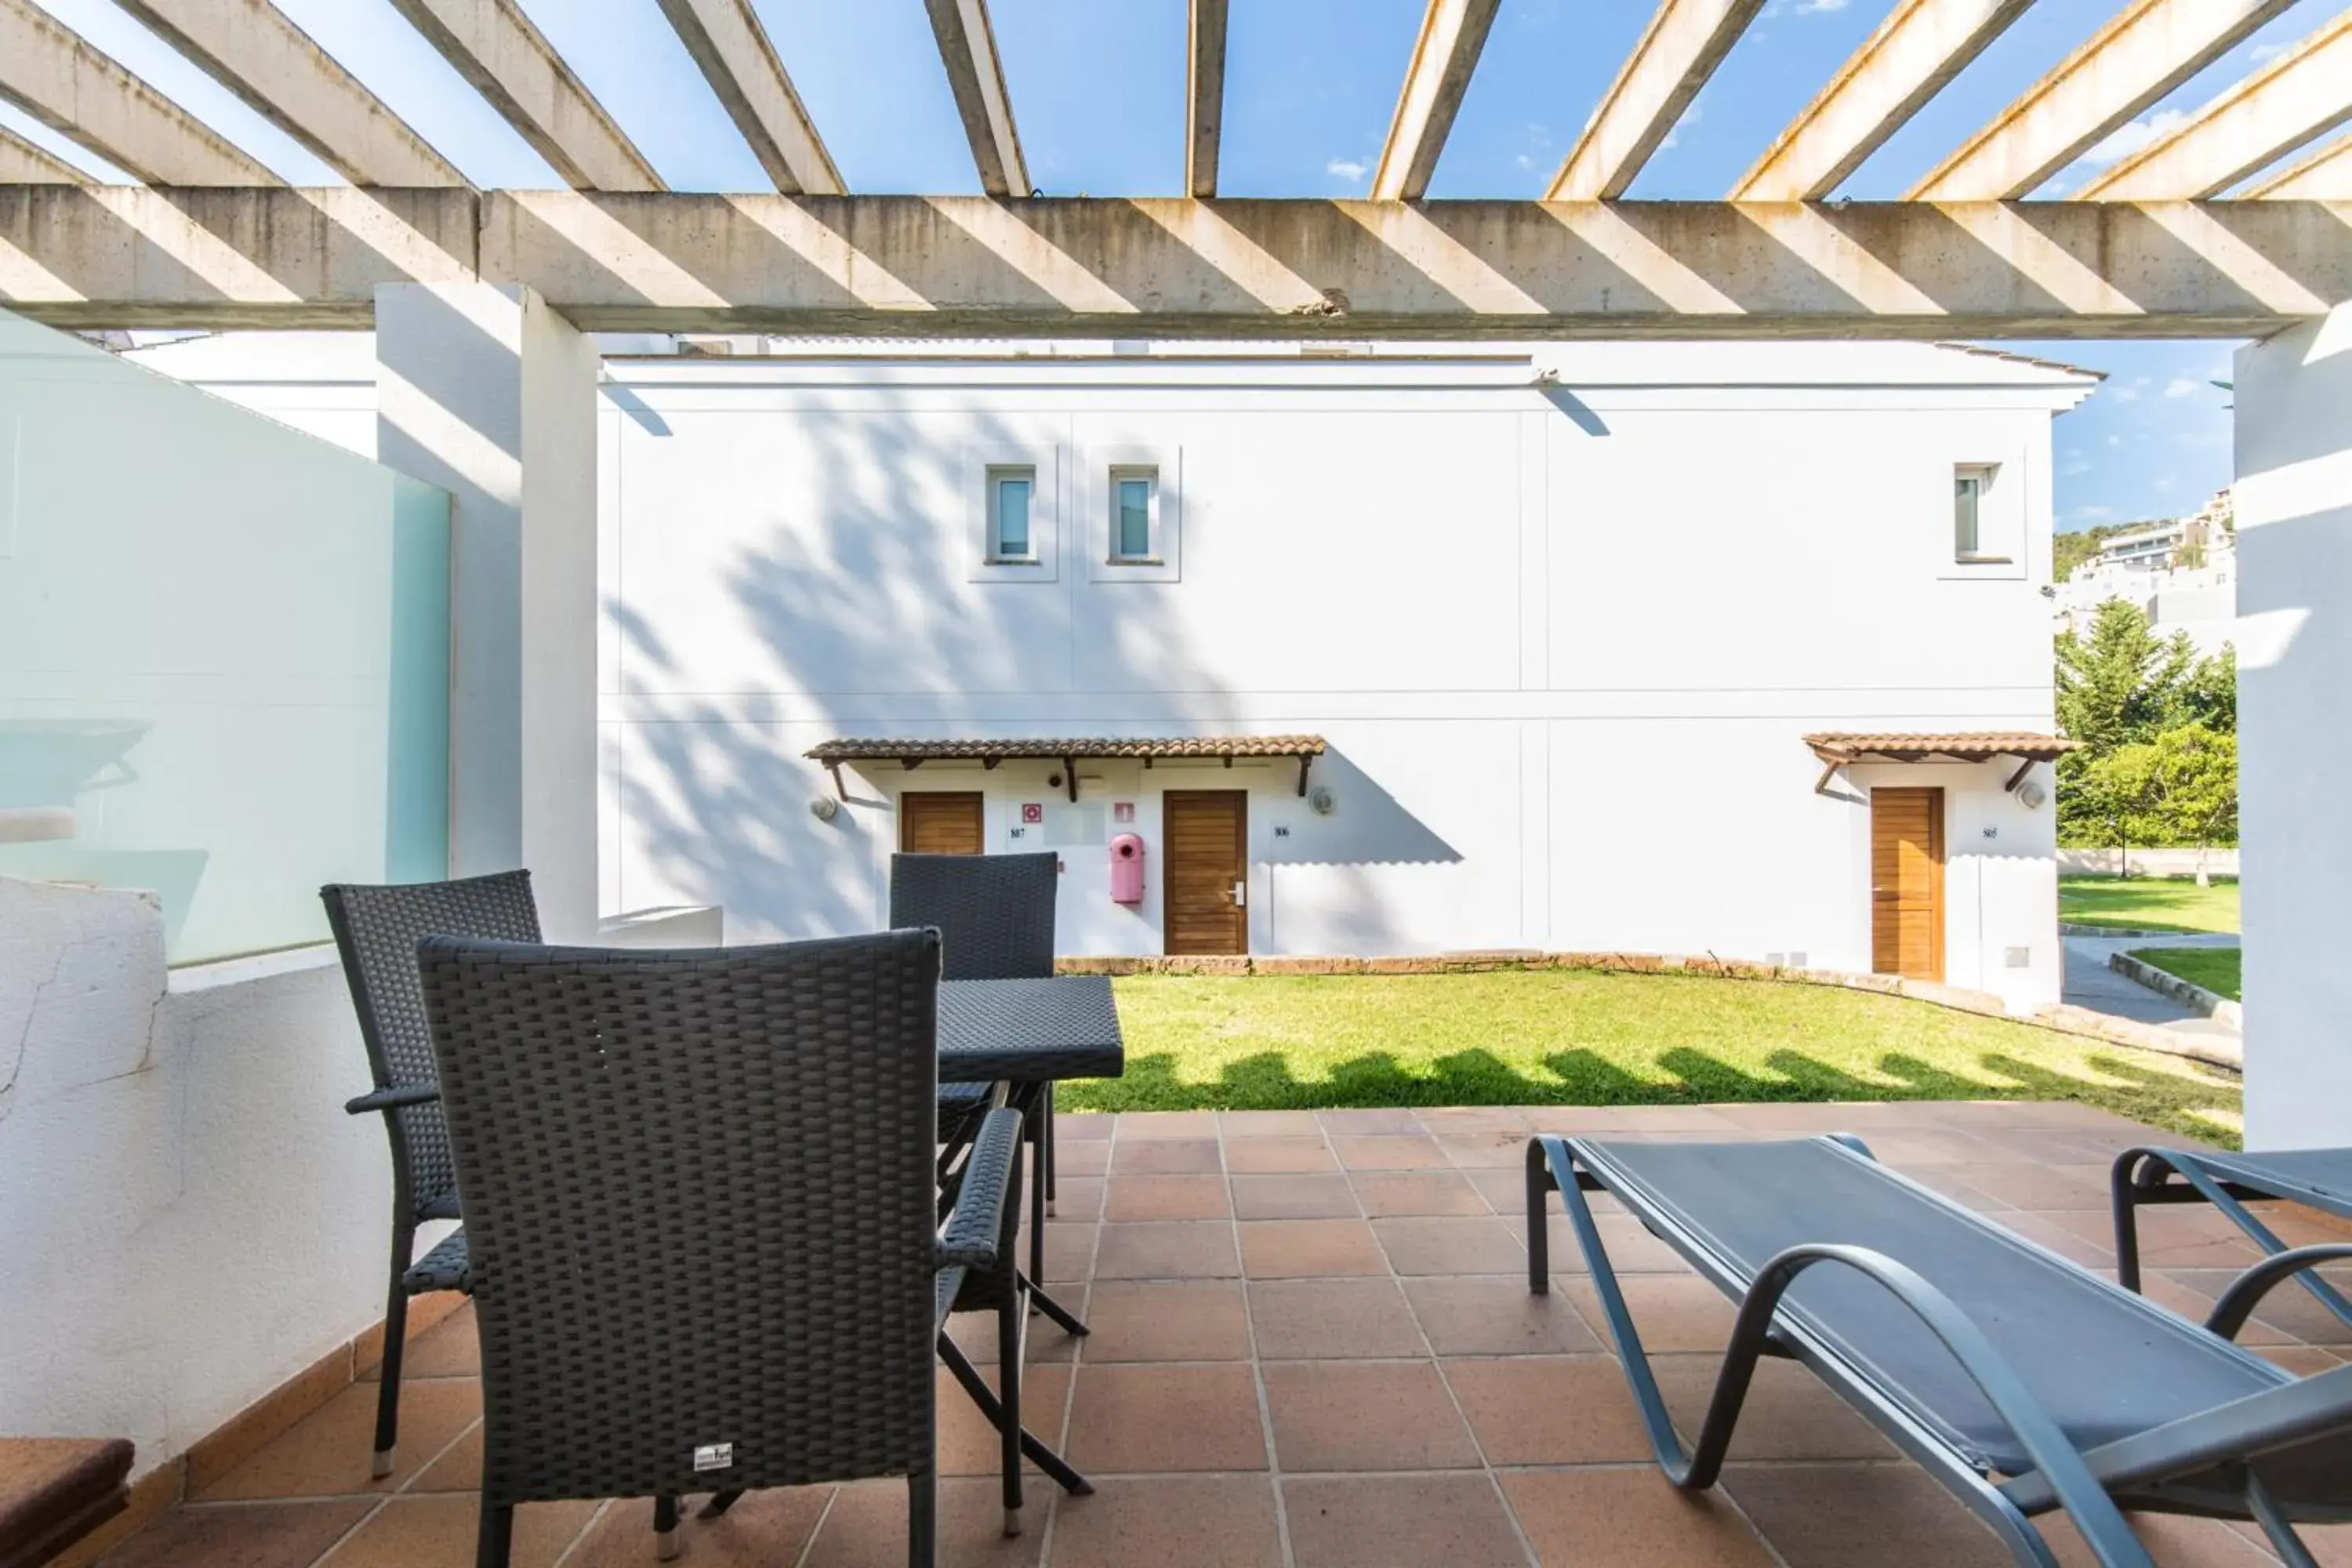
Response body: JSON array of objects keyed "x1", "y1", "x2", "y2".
[
  {"x1": 939, "y1": 1363, "x2": 1072, "y2": 1476},
  {"x1": 1046, "y1": 1475, "x2": 1283, "y2": 1568},
  {"x1": 2254, "y1": 1343, "x2": 2344, "y2": 1375},
  {"x1": 1432, "y1": 1130, "x2": 1536, "y2": 1169},
  {"x1": 1224, "y1": 1138, "x2": 1339, "y2": 1175},
  {"x1": 1065, "y1": 1364, "x2": 1267, "y2": 1473},
  {"x1": 1044, "y1": 1224, "x2": 1099, "y2": 1283},
  {"x1": 194, "y1": 1378, "x2": 482, "y2": 1501},
  {"x1": 1054, "y1": 1141, "x2": 1110, "y2": 1177},
  {"x1": 2162, "y1": 1269, "x2": 2352, "y2": 1346},
  {"x1": 1860, "y1": 1129, "x2": 2005, "y2": 1166},
  {"x1": 1317, "y1": 1108, "x2": 1423, "y2": 1134},
  {"x1": 1092, "y1": 1221, "x2": 1240, "y2": 1279},
  {"x1": 1518, "y1": 1211, "x2": 1696, "y2": 1274},
  {"x1": 1220, "y1": 1110, "x2": 1322, "y2": 1138},
  {"x1": 1403, "y1": 1276, "x2": 1600, "y2": 1356},
  {"x1": 96, "y1": 1499, "x2": 373, "y2": 1568},
  {"x1": 1723, "y1": 1462, "x2": 2014, "y2": 1568},
  {"x1": 800, "y1": 1477, "x2": 1042, "y2": 1567},
  {"x1": 568, "y1": 1490, "x2": 833, "y2": 1567},
  {"x1": 1372, "y1": 1216, "x2": 1526, "y2": 1276},
  {"x1": 1417, "y1": 1105, "x2": 1537, "y2": 1132},
  {"x1": 1902, "y1": 1167, "x2": 2019, "y2": 1213},
  {"x1": 1120, "y1": 1111, "x2": 1221, "y2": 1140},
  {"x1": 1045, "y1": 1177, "x2": 1104, "y2": 1222},
  {"x1": 1229, "y1": 1174, "x2": 1360, "y2": 1221},
  {"x1": 1111, "y1": 1138, "x2": 1223, "y2": 1176},
  {"x1": 1352, "y1": 1171, "x2": 1489, "y2": 1217},
  {"x1": 1940, "y1": 1163, "x2": 2113, "y2": 1210},
  {"x1": 410, "y1": 1421, "x2": 484, "y2": 1492},
  {"x1": 1443, "y1": 1355, "x2": 1654, "y2": 1464},
  {"x1": 951, "y1": 1291, "x2": 1086, "y2": 1367},
  {"x1": 354, "y1": 1302, "x2": 481, "y2": 1383},
  {"x1": 1237, "y1": 1220, "x2": 1388, "y2": 1279},
  {"x1": 1652, "y1": 1354, "x2": 1896, "y2": 1461},
  {"x1": 2229, "y1": 1517, "x2": 2352, "y2": 1567},
  {"x1": 1473, "y1": 1166, "x2": 1624, "y2": 1214},
  {"x1": 1083, "y1": 1279, "x2": 1252, "y2": 1363},
  {"x1": 325, "y1": 1494, "x2": 595, "y2": 1568},
  {"x1": 1105, "y1": 1175, "x2": 1233, "y2": 1222},
  {"x1": 1504, "y1": 1468, "x2": 1778, "y2": 1567},
  {"x1": 1057, "y1": 1112, "x2": 1116, "y2": 1141},
  {"x1": 2040, "y1": 1512, "x2": 2286, "y2": 1567},
  {"x1": 1559, "y1": 1275, "x2": 1738, "y2": 1354},
  {"x1": 1261, "y1": 1359, "x2": 1479, "y2": 1471},
  {"x1": 1330, "y1": 1135, "x2": 1450, "y2": 1171},
  {"x1": 1247, "y1": 1278, "x2": 1425, "y2": 1359},
  {"x1": 1283, "y1": 1474, "x2": 1528, "y2": 1568}
]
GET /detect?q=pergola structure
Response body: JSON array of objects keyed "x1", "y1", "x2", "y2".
[
  {"x1": 0, "y1": 0, "x2": 2346, "y2": 1149},
  {"x1": 0, "y1": 0, "x2": 2347, "y2": 334}
]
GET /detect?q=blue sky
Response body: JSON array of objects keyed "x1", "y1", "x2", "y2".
[{"x1": 9, "y1": 0, "x2": 2340, "y2": 531}]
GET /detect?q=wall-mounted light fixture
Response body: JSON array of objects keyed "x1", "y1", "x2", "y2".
[
  {"x1": 1307, "y1": 785, "x2": 1337, "y2": 816},
  {"x1": 809, "y1": 796, "x2": 840, "y2": 824}
]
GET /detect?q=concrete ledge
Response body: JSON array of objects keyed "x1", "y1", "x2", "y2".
[
  {"x1": 2111, "y1": 951, "x2": 2244, "y2": 1031},
  {"x1": 2060, "y1": 922, "x2": 2193, "y2": 938},
  {"x1": 1054, "y1": 950, "x2": 2243, "y2": 1074}
]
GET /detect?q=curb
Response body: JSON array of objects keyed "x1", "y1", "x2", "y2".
[
  {"x1": 2060, "y1": 922, "x2": 2191, "y2": 938},
  {"x1": 2111, "y1": 951, "x2": 2244, "y2": 1032},
  {"x1": 1053, "y1": 950, "x2": 2243, "y2": 1076}
]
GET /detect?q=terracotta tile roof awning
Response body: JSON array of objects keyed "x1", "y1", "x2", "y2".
[
  {"x1": 807, "y1": 735, "x2": 1328, "y2": 799},
  {"x1": 1802, "y1": 731, "x2": 2082, "y2": 765}
]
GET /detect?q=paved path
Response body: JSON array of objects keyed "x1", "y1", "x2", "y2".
[{"x1": 2062, "y1": 930, "x2": 2241, "y2": 1043}]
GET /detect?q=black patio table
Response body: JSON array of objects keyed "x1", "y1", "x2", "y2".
[{"x1": 937, "y1": 975, "x2": 1123, "y2": 1336}]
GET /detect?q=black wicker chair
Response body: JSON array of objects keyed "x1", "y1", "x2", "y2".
[
  {"x1": 321, "y1": 870, "x2": 541, "y2": 1479},
  {"x1": 889, "y1": 851, "x2": 1062, "y2": 1220},
  {"x1": 417, "y1": 929, "x2": 1035, "y2": 1568}
]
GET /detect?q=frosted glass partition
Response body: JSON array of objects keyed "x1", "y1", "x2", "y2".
[{"x1": 0, "y1": 311, "x2": 448, "y2": 964}]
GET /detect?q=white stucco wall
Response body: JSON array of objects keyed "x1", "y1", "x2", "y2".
[{"x1": 0, "y1": 877, "x2": 393, "y2": 1475}]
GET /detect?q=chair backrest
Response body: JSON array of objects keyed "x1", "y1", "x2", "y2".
[
  {"x1": 888, "y1": 851, "x2": 1058, "y2": 980},
  {"x1": 417, "y1": 930, "x2": 942, "y2": 1508},
  {"x1": 321, "y1": 871, "x2": 542, "y2": 1217}
]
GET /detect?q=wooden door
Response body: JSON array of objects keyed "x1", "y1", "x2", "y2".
[
  {"x1": 1163, "y1": 790, "x2": 1247, "y2": 955},
  {"x1": 1871, "y1": 787, "x2": 1944, "y2": 982},
  {"x1": 900, "y1": 791, "x2": 984, "y2": 855}
]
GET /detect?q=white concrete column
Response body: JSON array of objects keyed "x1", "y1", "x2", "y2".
[
  {"x1": 375, "y1": 284, "x2": 600, "y2": 940},
  {"x1": 2233, "y1": 302, "x2": 2352, "y2": 1149}
]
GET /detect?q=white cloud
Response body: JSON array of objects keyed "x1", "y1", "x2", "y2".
[
  {"x1": 1515, "y1": 153, "x2": 1534, "y2": 170},
  {"x1": 1795, "y1": 0, "x2": 1850, "y2": 13},
  {"x1": 2163, "y1": 376, "x2": 2201, "y2": 399},
  {"x1": 2251, "y1": 40, "x2": 2289, "y2": 63},
  {"x1": 1326, "y1": 157, "x2": 1367, "y2": 181},
  {"x1": 2079, "y1": 109, "x2": 2188, "y2": 167},
  {"x1": 1661, "y1": 102, "x2": 1702, "y2": 152},
  {"x1": 2071, "y1": 504, "x2": 2118, "y2": 523},
  {"x1": 2111, "y1": 383, "x2": 2141, "y2": 402}
]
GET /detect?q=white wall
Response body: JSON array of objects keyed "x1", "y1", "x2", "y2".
[
  {"x1": 593, "y1": 343, "x2": 2084, "y2": 1006},
  {"x1": 0, "y1": 877, "x2": 392, "y2": 1475},
  {"x1": 2234, "y1": 305, "x2": 2352, "y2": 1150}
]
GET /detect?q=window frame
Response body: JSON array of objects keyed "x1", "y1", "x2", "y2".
[
  {"x1": 1109, "y1": 465, "x2": 1160, "y2": 563},
  {"x1": 987, "y1": 466, "x2": 1039, "y2": 564},
  {"x1": 1083, "y1": 442, "x2": 1181, "y2": 583},
  {"x1": 964, "y1": 443, "x2": 1061, "y2": 583},
  {"x1": 1941, "y1": 458, "x2": 2023, "y2": 579}
]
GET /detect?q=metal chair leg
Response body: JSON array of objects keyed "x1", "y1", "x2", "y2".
[
  {"x1": 908, "y1": 1471, "x2": 937, "y2": 1568},
  {"x1": 999, "y1": 1279, "x2": 1027, "y2": 1536},
  {"x1": 372, "y1": 1226, "x2": 415, "y2": 1479},
  {"x1": 654, "y1": 1493, "x2": 681, "y2": 1560},
  {"x1": 475, "y1": 1501, "x2": 514, "y2": 1568}
]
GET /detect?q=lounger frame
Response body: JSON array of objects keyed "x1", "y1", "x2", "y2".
[
  {"x1": 2113, "y1": 1146, "x2": 2352, "y2": 1334},
  {"x1": 1528, "y1": 1133, "x2": 2352, "y2": 1568}
]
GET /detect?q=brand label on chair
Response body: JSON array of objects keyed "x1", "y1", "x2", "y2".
[{"x1": 693, "y1": 1443, "x2": 735, "y2": 1472}]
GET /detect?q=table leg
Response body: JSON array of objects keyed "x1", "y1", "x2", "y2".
[{"x1": 938, "y1": 1334, "x2": 1091, "y2": 1497}]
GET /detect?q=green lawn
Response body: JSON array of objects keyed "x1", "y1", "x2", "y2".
[
  {"x1": 2059, "y1": 874, "x2": 2240, "y2": 934},
  {"x1": 1062, "y1": 970, "x2": 2244, "y2": 1145},
  {"x1": 2130, "y1": 947, "x2": 2242, "y2": 1002}
]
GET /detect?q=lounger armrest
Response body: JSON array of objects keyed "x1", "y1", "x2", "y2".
[
  {"x1": 344, "y1": 1083, "x2": 441, "y2": 1116},
  {"x1": 937, "y1": 1107, "x2": 1023, "y2": 1270},
  {"x1": 2207, "y1": 1244, "x2": 2352, "y2": 1339}
]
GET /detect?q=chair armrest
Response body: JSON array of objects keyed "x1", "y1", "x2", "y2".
[
  {"x1": 2207, "y1": 1243, "x2": 2352, "y2": 1339},
  {"x1": 344, "y1": 1083, "x2": 441, "y2": 1116},
  {"x1": 937, "y1": 1107, "x2": 1023, "y2": 1269}
]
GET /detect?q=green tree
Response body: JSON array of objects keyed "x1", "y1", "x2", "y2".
[
  {"x1": 2056, "y1": 600, "x2": 2172, "y2": 753},
  {"x1": 2176, "y1": 644, "x2": 2237, "y2": 732},
  {"x1": 2072, "y1": 725, "x2": 2238, "y2": 875}
]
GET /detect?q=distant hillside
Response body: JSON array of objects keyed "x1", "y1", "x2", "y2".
[{"x1": 2055, "y1": 520, "x2": 2155, "y2": 582}]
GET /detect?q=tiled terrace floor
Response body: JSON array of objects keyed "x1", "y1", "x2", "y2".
[{"x1": 99, "y1": 1102, "x2": 2352, "y2": 1568}]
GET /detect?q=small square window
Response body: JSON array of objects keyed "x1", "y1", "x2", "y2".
[
  {"x1": 1110, "y1": 466, "x2": 1157, "y2": 561},
  {"x1": 988, "y1": 466, "x2": 1036, "y2": 562},
  {"x1": 1954, "y1": 463, "x2": 2002, "y2": 562}
]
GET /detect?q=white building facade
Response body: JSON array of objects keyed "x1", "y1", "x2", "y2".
[{"x1": 134, "y1": 335, "x2": 2092, "y2": 1009}]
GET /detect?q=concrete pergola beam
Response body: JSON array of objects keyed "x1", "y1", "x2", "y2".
[
  {"x1": 0, "y1": 0, "x2": 278, "y2": 186},
  {"x1": 1547, "y1": 0, "x2": 1766, "y2": 201},
  {"x1": 386, "y1": 0, "x2": 662, "y2": 192},
  {"x1": 1730, "y1": 0, "x2": 2031, "y2": 201},
  {"x1": 4, "y1": 188, "x2": 2349, "y2": 341},
  {"x1": 0, "y1": 124, "x2": 77, "y2": 183},
  {"x1": 114, "y1": 0, "x2": 466, "y2": 188},
  {"x1": 924, "y1": 0, "x2": 1027, "y2": 198},
  {"x1": 1907, "y1": 0, "x2": 2298, "y2": 200},
  {"x1": 2248, "y1": 130, "x2": 2352, "y2": 199},
  {"x1": 655, "y1": 0, "x2": 842, "y2": 196},
  {"x1": 1372, "y1": 0, "x2": 1501, "y2": 201},
  {"x1": 1187, "y1": 0, "x2": 1228, "y2": 198},
  {"x1": 2078, "y1": 10, "x2": 2352, "y2": 201}
]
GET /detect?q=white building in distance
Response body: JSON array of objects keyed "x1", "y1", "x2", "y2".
[
  {"x1": 2056, "y1": 488, "x2": 2238, "y2": 654},
  {"x1": 129, "y1": 334, "x2": 2094, "y2": 1010}
]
